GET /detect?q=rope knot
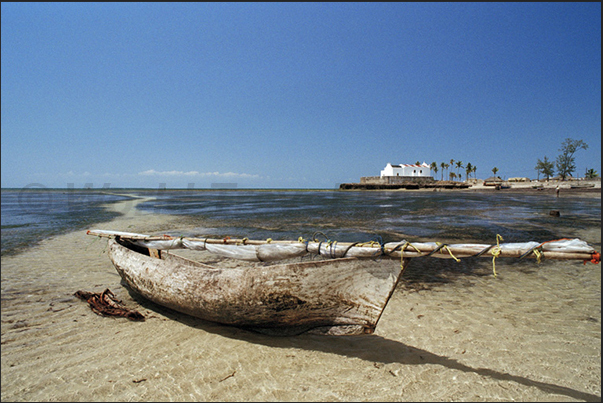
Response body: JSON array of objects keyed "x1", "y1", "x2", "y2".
[{"x1": 490, "y1": 234, "x2": 504, "y2": 277}]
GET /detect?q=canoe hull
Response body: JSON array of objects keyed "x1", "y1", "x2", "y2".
[{"x1": 108, "y1": 238, "x2": 403, "y2": 335}]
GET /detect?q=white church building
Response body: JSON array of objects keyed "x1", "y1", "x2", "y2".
[{"x1": 380, "y1": 162, "x2": 432, "y2": 178}]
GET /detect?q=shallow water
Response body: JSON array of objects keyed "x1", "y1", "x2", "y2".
[
  {"x1": 3, "y1": 189, "x2": 600, "y2": 253},
  {"x1": 1, "y1": 189, "x2": 130, "y2": 256},
  {"x1": 1, "y1": 189, "x2": 600, "y2": 401},
  {"x1": 136, "y1": 189, "x2": 601, "y2": 245}
]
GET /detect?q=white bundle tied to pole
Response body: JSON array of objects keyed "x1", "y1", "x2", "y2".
[{"x1": 86, "y1": 229, "x2": 600, "y2": 264}]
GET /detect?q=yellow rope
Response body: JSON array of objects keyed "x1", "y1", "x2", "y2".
[
  {"x1": 490, "y1": 234, "x2": 504, "y2": 277},
  {"x1": 353, "y1": 240, "x2": 385, "y2": 250},
  {"x1": 532, "y1": 248, "x2": 542, "y2": 264},
  {"x1": 436, "y1": 242, "x2": 461, "y2": 262},
  {"x1": 399, "y1": 242, "x2": 422, "y2": 268}
]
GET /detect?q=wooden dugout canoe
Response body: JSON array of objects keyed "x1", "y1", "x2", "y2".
[
  {"x1": 92, "y1": 230, "x2": 599, "y2": 335},
  {"x1": 107, "y1": 237, "x2": 408, "y2": 336}
]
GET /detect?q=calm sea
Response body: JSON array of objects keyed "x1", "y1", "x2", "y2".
[
  {"x1": 0, "y1": 189, "x2": 130, "y2": 256},
  {"x1": 2, "y1": 188, "x2": 601, "y2": 256}
]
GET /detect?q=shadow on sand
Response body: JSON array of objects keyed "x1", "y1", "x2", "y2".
[{"x1": 126, "y1": 288, "x2": 600, "y2": 402}]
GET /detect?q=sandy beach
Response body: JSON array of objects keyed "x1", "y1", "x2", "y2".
[
  {"x1": 1, "y1": 192, "x2": 601, "y2": 402},
  {"x1": 465, "y1": 178, "x2": 601, "y2": 195}
]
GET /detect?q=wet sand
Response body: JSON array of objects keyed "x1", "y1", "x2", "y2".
[{"x1": 1, "y1": 196, "x2": 601, "y2": 402}]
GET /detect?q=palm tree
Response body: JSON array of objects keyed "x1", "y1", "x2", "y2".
[
  {"x1": 471, "y1": 165, "x2": 477, "y2": 180},
  {"x1": 440, "y1": 162, "x2": 446, "y2": 181},
  {"x1": 585, "y1": 168, "x2": 598, "y2": 179},
  {"x1": 465, "y1": 162, "x2": 473, "y2": 182},
  {"x1": 449, "y1": 159, "x2": 455, "y2": 180},
  {"x1": 430, "y1": 162, "x2": 438, "y2": 179},
  {"x1": 455, "y1": 161, "x2": 463, "y2": 180},
  {"x1": 492, "y1": 167, "x2": 499, "y2": 177}
]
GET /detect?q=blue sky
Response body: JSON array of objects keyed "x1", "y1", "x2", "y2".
[{"x1": 1, "y1": 2, "x2": 601, "y2": 189}]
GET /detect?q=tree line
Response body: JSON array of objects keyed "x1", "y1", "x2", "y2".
[
  {"x1": 426, "y1": 138, "x2": 595, "y2": 182},
  {"x1": 535, "y1": 138, "x2": 597, "y2": 181},
  {"x1": 428, "y1": 160, "x2": 477, "y2": 182}
]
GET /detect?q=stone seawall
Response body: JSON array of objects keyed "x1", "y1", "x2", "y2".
[
  {"x1": 339, "y1": 180, "x2": 470, "y2": 190},
  {"x1": 360, "y1": 176, "x2": 435, "y2": 185}
]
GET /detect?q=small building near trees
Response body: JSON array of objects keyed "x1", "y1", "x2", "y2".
[
  {"x1": 380, "y1": 162, "x2": 432, "y2": 178},
  {"x1": 483, "y1": 176, "x2": 503, "y2": 186}
]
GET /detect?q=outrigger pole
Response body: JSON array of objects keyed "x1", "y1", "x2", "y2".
[{"x1": 87, "y1": 230, "x2": 600, "y2": 265}]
